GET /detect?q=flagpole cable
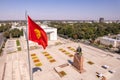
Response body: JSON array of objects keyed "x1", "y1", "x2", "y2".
[{"x1": 25, "y1": 12, "x2": 33, "y2": 80}]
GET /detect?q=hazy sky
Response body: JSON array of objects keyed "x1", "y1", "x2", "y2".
[{"x1": 0, "y1": 0, "x2": 120, "y2": 20}]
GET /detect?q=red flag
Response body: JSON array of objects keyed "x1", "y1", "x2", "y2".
[{"x1": 28, "y1": 16, "x2": 48, "y2": 49}]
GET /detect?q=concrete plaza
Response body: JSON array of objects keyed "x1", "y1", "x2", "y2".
[{"x1": 0, "y1": 37, "x2": 120, "y2": 80}]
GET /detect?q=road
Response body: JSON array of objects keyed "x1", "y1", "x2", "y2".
[{"x1": 0, "y1": 33, "x2": 5, "y2": 48}]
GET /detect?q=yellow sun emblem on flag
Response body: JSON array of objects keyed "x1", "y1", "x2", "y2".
[{"x1": 34, "y1": 29, "x2": 41, "y2": 39}]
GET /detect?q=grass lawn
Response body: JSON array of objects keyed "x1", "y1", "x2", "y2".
[
  {"x1": 16, "y1": 40, "x2": 20, "y2": 46},
  {"x1": 17, "y1": 47, "x2": 21, "y2": 51}
]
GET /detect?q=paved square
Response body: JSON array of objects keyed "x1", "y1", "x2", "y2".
[{"x1": 0, "y1": 37, "x2": 120, "y2": 80}]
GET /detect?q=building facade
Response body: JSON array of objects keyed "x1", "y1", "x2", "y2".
[
  {"x1": 99, "y1": 18, "x2": 104, "y2": 23},
  {"x1": 41, "y1": 25, "x2": 57, "y2": 41},
  {"x1": 100, "y1": 37, "x2": 120, "y2": 48},
  {"x1": 23, "y1": 25, "x2": 57, "y2": 41}
]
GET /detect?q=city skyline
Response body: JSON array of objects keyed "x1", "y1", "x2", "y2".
[{"x1": 0, "y1": 0, "x2": 120, "y2": 20}]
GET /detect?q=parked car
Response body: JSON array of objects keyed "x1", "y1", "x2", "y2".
[
  {"x1": 96, "y1": 72, "x2": 103, "y2": 78},
  {"x1": 102, "y1": 65, "x2": 109, "y2": 69},
  {"x1": 109, "y1": 70, "x2": 116, "y2": 73}
]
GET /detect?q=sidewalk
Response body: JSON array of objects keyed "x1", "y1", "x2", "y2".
[{"x1": 0, "y1": 55, "x2": 7, "y2": 80}]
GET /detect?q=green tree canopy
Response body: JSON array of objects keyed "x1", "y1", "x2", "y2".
[{"x1": 49, "y1": 22, "x2": 120, "y2": 41}]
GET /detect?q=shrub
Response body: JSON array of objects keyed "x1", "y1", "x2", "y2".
[
  {"x1": 87, "y1": 61, "x2": 94, "y2": 65},
  {"x1": 16, "y1": 40, "x2": 20, "y2": 46}
]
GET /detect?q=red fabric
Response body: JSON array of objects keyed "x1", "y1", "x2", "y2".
[{"x1": 28, "y1": 16, "x2": 48, "y2": 49}]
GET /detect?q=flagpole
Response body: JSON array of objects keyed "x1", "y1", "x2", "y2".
[{"x1": 25, "y1": 11, "x2": 33, "y2": 80}]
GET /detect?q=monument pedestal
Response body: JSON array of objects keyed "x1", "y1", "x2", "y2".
[
  {"x1": 73, "y1": 53, "x2": 85, "y2": 73},
  {"x1": 102, "y1": 76, "x2": 107, "y2": 80}
]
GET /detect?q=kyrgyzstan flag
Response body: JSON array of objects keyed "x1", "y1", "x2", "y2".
[{"x1": 28, "y1": 16, "x2": 48, "y2": 49}]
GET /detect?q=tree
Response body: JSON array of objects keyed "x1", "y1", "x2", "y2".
[
  {"x1": 49, "y1": 21, "x2": 120, "y2": 40},
  {"x1": 10, "y1": 28, "x2": 21, "y2": 38},
  {"x1": 3, "y1": 31, "x2": 10, "y2": 38},
  {"x1": 118, "y1": 46, "x2": 120, "y2": 53},
  {"x1": 0, "y1": 23, "x2": 11, "y2": 32},
  {"x1": 109, "y1": 44, "x2": 113, "y2": 48}
]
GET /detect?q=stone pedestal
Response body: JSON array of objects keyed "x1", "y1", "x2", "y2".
[
  {"x1": 102, "y1": 76, "x2": 107, "y2": 80},
  {"x1": 73, "y1": 53, "x2": 85, "y2": 73}
]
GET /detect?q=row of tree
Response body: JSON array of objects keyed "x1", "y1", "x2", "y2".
[
  {"x1": 0, "y1": 24, "x2": 23, "y2": 38},
  {"x1": 49, "y1": 22, "x2": 120, "y2": 41},
  {"x1": 0, "y1": 24, "x2": 11, "y2": 32}
]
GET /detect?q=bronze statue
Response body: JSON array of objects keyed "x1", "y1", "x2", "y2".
[
  {"x1": 73, "y1": 45, "x2": 85, "y2": 73},
  {"x1": 76, "y1": 46, "x2": 82, "y2": 56}
]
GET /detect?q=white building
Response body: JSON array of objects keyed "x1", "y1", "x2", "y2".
[
  {"x1": 11, "y1": 25, "x2": 23, "y2": 30},
  {"x1": 117, "y1": 34, "x2": 120, "y2": 40},
  {"x1": 100, "y1": 37, "x2": 120, "y2": 47},
  {"x1": 21, "y1": 24, "x2": 57, "y2": 48},
  {"x1": 23, "y1": 25, "x2": 57, "y2": 41},
  {"x1": 12, "y1": 22, "x2": 19, "y2": 26},
  {"x1": 41, "y1": 25, "x2": 57, "y2": 40}
]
